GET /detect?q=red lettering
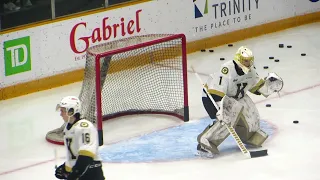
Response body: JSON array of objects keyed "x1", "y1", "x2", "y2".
[
  {"x1": 70, "y1": 9, "x2": 143, "y2": 54},
  {"x1": 70, "y1": 22, "x2": 90, "y2": 54},
  {"x1": 103, "y1": 17, "x2": 112, "y2": 41},
  {"x1": 112, "y1": 24, "x2": 120, "y2": 38},
  {"x1": 136, "y1": 10, "x2": 142, "y2": 33},
  {"x1": 127, "y1": 20, "x2": 135, "y2": 34},
  {"x1": 120, "y1": 18, "x2": 125, "y2": 36},
  {"x1": 92, "y1": 28, "x2": 101, "y2": 43}
]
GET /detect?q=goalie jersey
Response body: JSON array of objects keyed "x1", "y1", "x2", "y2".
[
  {"x1": 204, "y1": 60, "x2": 265, "y2": 100},
  {"x1": 63, "y1": 119, "x2": 101, "y2": 172}
]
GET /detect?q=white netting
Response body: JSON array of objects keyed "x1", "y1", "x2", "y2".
[{"x1": 46, "y1": 34, "x2": 188, "y2": 145}]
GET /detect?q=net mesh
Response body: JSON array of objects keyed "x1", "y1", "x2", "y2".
[
  {"x1": 80, "y1": 34, "x2": 188, "y2": 124},
  {"x1": 46, "y1": 34, "x2": 188, "y2": 145}
]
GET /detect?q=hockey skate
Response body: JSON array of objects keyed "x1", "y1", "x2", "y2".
[{"x1": 196, "y1": 144, "x2": 218, "y2": 158}]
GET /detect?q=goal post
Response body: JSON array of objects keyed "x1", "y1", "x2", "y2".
[{"x1": 46, "y1": 34, "x2": 189, "y2": 145}]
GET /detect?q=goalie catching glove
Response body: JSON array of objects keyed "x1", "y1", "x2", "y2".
[
  {"x1": 258, "y1": 72, "x2": 283, "y2": 96},
  {"x1": 265, "y1": 72, "x2": 283, "y2": 92}
]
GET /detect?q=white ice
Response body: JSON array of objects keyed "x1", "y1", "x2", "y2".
[{"x1": 1, "y1": 22, "x2": 320, "y2": 180}]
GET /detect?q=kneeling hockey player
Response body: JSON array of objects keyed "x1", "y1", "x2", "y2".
[
  {"x1": 54, "y1": 96, "x2": 105, "y2": 180},
  {"x1": 197, "y1": 46, "x2": 283, "y2": 155}
]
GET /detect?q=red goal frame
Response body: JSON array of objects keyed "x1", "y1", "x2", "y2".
[{"x1": 87, "y1": 34, "x2": 189, "y2": 145}]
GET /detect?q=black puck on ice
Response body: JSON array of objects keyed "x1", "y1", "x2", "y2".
[
  {"x1": 275, "y1": 59, "x2": 280, "y2": 62},
  {"x1": 266, "y1": 104, "x2": 271, "y2": 107},
  {"x1": 209, "y1": 49, "x2": 214, "y2": 52},
  {"x1": 301, "y1": 53, "x2": 306, "y2": 56},
  {"x1": 279, "y1": 44, "x2": 284, "y2": 48},
  {"x1": 269, "y1": 56, "x2": 274, "y2": 59},
  {"x1": 287, "y1": 45, "x2": 292, "y2": 48},
  {"x1": 293, "y1": 120, "x2": 299, "y2": 124},
  {"x1": 220, "y1": 58, "x2": 225, "y2": 61},
  {"x1": 263, "y1": 66, "x2": 269, "y2": 69},
  {"x1": 201, "y1": 49, "x2": 206, "y2": 52},
  {"x1": 228, "y1": 44, "x2": 233, "y2": 47}
]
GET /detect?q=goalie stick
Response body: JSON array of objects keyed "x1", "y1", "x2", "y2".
[{"x1": 191, "y1": 66, "x2": 268, "y2": 158}]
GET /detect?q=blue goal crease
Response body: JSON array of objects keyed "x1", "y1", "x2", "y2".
[{"x1": 99, "y1": 117, "x2": 275, "y2": 163}]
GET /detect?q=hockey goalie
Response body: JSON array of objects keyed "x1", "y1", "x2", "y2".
[{"x1": 197, "y1": 46, "x2": 283, "y2": 155}]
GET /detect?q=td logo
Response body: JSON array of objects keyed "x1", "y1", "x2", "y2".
[
  {"x1": 194, "y1": 0, "x2": 208, "y2": 18},
  {"x1": 4, "y1": 36, "x2": 31, "y2": 76}
]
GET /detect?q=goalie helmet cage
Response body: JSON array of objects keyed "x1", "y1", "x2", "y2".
[{"x1": 80, "y1": 34, "x2": 189, "y2": 146}]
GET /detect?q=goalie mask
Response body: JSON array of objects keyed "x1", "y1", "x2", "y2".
[
  {"x1": 234, "y1": 46, "x2": 254, "y2": 74},
  {"x1": 56, "y1": 96, "x2": 81, "y2": 117}
]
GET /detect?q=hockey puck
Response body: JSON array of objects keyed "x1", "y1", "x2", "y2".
[
  {"x1": 287, "y1": 45, "x2": 292, "y2": 48},
  {"x1": 220, "y1": 58, "x2": 225, "y2": 61},
  {"x1": 269, "y1": 56, "x2": 274, "y2": 59},
  {"x1": 228, "y1": 44, "x2": 233, "y2": 47},
  {"x1": 301, "y1": 53, "x2": 306, "y2": 56},
  {"x1": 201, "y1": 49, "x2": 206, "y2": 52},
  {"x1": 266, "y1": 104, "x2": 271, "y2": 107},
  {"x1": 263, "y1": 66, "x2": 269, "y2": 69},
  {"x1": 209, "y1": 49, "x2": 214, "y2": 52},
  {"x1": 293, "y1": 120, "x2": 299, "y2": 124},
  {"x1": 275, "y1": 59, "x2": 280, "y2": 62},
  {"x1": 279, "y1": 44, "x2": 284, "y2": 48}
]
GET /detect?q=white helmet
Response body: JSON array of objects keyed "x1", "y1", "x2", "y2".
[
  {"x1": 234, "y1": 46, "x2": 254, "y2": 74},
  {"x1": 56, "y1": 96, "x2": 81, "y2": 117}
]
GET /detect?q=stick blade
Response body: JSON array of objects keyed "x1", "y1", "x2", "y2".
[{"x1": 249, "y1": 149, "x2": 268, "y2": 158}]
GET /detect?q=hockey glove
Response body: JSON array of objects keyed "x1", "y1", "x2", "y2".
[
  {"x1": 265, "y1": 72, "x2": 283, "y2": 93},
  {"x1": 55, "y1": 163, "x2": 69, "y2": 179},
  {"x1": 67, "y1": 155, "x2": 93, "y2": 180}
]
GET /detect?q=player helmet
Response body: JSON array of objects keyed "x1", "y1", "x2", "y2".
[
  {"x1": 234, "y1": 46, "x2": 254, "y2": 74},
  {"x1": 56, "y1": 96, "x2": 81, "y2": 117}
]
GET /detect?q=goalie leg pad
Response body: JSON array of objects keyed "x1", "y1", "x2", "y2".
[
  {"x1": 216, "y1": 96, "x2": 244, "y2": 126},
  {"x1": 245, "y1": 129, "x2": 269, "y2": 147},
  {"x1": 197, "y1": 96, "x2": 244, "y2": 154},
  {"x1": 235, "y1": 114, "x2": 255, "y2": 142},
  {"x1": 238, "y1": 95, "x2": 260, "y2": 132},
  {"x1": 235, "y1": 95, "x2": 264, "y2": 144},
  {"x1": 197, "y1": 121, "x2": 229, "y2": 154}
]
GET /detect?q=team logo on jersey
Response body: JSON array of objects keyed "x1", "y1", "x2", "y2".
[
  {"x1": 80, "y1": 122, "x2": 89, "y2": 127},
  {"x1": 221, "y1": 67, "x2": 229, "y2": 74}
]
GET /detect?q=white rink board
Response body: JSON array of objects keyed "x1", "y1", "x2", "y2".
[
  {"x1": 189, "y1": 0, "x2": 320, "y2": 40},
  {"x1": 0, "y1": 0, "x2": 319, "y2": 88}
]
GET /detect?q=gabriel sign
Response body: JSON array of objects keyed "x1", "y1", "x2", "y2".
[{"x1": 69, "y1": 10, "x2": 142, "y2": 54}]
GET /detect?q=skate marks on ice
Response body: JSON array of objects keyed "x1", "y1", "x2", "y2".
[{"x1": 99, "y1": 117, "x2": 275, "y2": 163}]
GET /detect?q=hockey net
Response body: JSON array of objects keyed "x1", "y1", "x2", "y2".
[{"x1": 46, "y1": 34, "x2": 189, "y2": 145}]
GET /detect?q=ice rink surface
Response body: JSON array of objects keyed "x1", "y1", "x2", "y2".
[{"x1": 1, "y1": 22, "x2": 320, "y2": 180}]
